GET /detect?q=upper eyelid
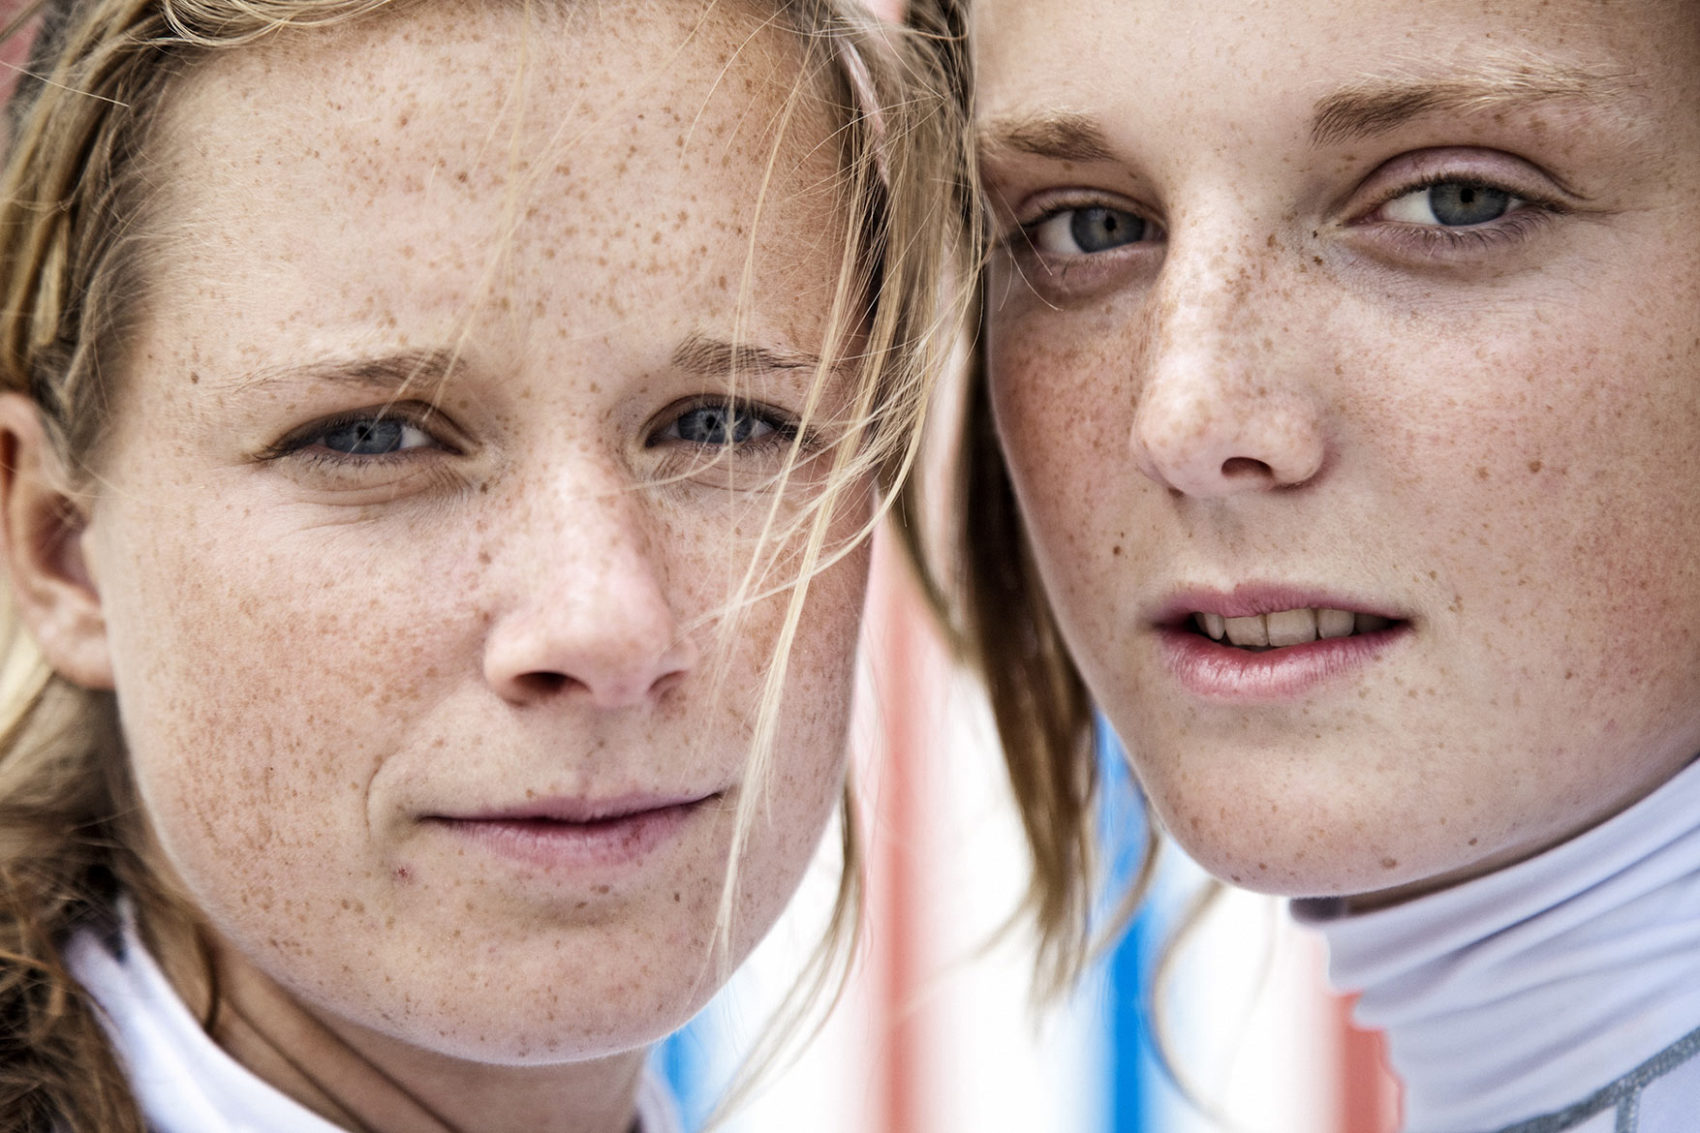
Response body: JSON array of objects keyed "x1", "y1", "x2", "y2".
[
  {"x1": 257, "y1": 402, "x2": 455, "y2": 461},
  {"x1": 1346, "y1": 147, "x2": 1578, "y2": 215},
  {"x1": 1010, "y1": 187, "x2": 1157, "y2": 228}
]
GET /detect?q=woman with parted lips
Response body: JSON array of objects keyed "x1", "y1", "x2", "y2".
[
  {"x1": 0, "y1": 0, "x2": 971, "y2": 1129},
  {"x1": 923, "y1": 0, "x2": 1700, "y2": 1128}
]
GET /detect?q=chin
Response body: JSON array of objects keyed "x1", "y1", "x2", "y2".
[
  {"x1": 372, "y1": 983, "x2": 714, "y2": 1067},
  {"x1": 1148, "y1": 782, "x2": 1509, "y2": 902}
]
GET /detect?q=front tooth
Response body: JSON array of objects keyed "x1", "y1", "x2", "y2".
[
  {"x1": 1317, "y1": 608, "x2": 1355, "y2": 639},
  {"x1": 1266, "y1": 608, "x2": 1318, "y2": 647},
  {"x1": 1199, "y1": 612, "x2": 1226, "y2": 640},
  {"x1": 1355, "y1": 613, "x2": 1392, "y2": 634},
  {"x1": 1223, "y1": 614, "x2": 1269, "y2": 647}
]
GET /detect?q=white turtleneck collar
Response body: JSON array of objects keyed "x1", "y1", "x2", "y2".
[{"x1": 1293, "y1": 756, "x2": 1700, "y2": 1133}]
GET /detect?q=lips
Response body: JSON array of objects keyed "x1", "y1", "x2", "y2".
[
  {"x1": 424, "y1": 793, "x2": 720, "y2": 872},
  {"x1": 1154, "y1": 585, "x2": 1409, "y2": 698}
]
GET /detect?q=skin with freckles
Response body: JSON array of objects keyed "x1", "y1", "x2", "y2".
[
  {"x1": 973, "y1": 0, "x2": 1700, "y2": 902},
  {"x1": 0, "y1": 3, "x2": 870, "y2": 1131}
]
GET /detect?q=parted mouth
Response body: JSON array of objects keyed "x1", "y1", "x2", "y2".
[{"x1": 1189, "y1": 607, "x2": 1398, "y2": 650}]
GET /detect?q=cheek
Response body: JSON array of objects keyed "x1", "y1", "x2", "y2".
[
  {"x1": 706, "y1": 535, "x2": 868, "y2": 953},
  {"x1": 985, "y1": 290, "x2": 1154, "y2": 636},
  {"x1": 95, "y1": 497, "x2": 486, "y2": 906},
  {"x1": 1386, "y1": 302, "x2": 1700, "y2": 693}
]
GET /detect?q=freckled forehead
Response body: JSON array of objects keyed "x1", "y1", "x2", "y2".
[
  {"x1": 153, "y1": 0, "x2": 837, "y2": 258},
  {"x1": 139, "y1": 0, "x2": 848, "y2": 376},
  {"x1": 974, "y1": 0, "x2": 1696, "y2": 142}
]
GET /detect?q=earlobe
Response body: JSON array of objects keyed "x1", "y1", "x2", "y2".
[{"x1": 0, "y1": 394, "x2": 114, "y2": 690}]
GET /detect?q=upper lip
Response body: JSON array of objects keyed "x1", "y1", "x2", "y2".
[
  {"x1": 1151, "y1": 584, "x2": 1406, "y2": 627},
  {"x1": 430, "y1": 792, "x2": 720, "y2": 824}
]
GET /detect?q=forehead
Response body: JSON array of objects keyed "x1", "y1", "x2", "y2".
[
  {"x1": 974, "y1": 0, "x2": 1697, "y2": 155},
  {"x1": 143, "y1": 0, "x2": 845, "y2": 365}
]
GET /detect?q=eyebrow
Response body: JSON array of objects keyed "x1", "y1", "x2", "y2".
[
  {"x1": 235, "y1": 348, "x2": 460, "y2": 394},
  {"x1": 232, "y1": 335, "x2": 824, "y2": 394},
  {"x1": 669, "y1": 333, "x2": 825, "y2": 377},
  {"x1": 1310, "y1": 62, "x2": 1629, "y2": 147},
  {"x1": 976, "y1": 109, "x2": 1115, "y2": 165}
]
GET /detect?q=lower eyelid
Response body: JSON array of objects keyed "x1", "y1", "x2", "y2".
[{"x1": 1368, "y1": 206, "x2": 1557, "y2": 256}]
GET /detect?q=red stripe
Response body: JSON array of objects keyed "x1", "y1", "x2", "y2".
[
  {"x1": 1336, "y1": 993, "x2": 1403, "y2": 1133},
  {"x1": 870, "y1": 542, "x2": 930, "y2": 1133}
]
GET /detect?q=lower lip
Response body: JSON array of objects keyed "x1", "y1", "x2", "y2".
[
  {"x1": 427, "y1": 802, "x2": 705, "y2": 872},
  {"x1": 1158, "y1": 624, "x2": 1408, "y2": 700}
]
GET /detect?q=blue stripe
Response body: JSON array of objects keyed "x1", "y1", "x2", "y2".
[
  {"x1": 1097, "y1": 720, "x2": 1154, "y2": 1133},
  {"x1": 655, "y1": 1020, "x2": 712, "y2": 1132}
]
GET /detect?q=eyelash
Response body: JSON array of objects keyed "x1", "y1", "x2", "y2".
[
  {"x1": 258, "y1": 405, "x2": 451, "y2": 471},
  {"x1": 1359, "y1": 174, "x2": 1565, "y2": 254},
  {"x1": 1006, "y1": 195, "x2": 1160, "y2": 257},
  {"x1": 647, "y1": 396, "x2": 808, "y2": 453}
]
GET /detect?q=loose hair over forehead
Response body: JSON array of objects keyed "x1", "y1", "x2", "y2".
[{"x1": 0, "y1": 0, "x2": 976, "y2": 1127}]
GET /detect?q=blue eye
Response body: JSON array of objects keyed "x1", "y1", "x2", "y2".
[
  {"x1": 316, "y1": 417, "x2": 435, "y2": 455},
  {"x1": 663, "y1": 402, "x2": 779, "y2": 446},
  {"x1": 1383, "y1": 181, "x2": 1520, "y2": 227},
  {"x1": 1029, "y1": 205, "x2": 1154, "y2": 255}
]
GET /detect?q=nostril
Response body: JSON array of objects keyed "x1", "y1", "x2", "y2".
[
  {"x1": 514, "y1": 671, "x2": 572, "y2": 697},
  {"x1": 1221, "y1": 456, "x2": 1273, "y2": 480}
]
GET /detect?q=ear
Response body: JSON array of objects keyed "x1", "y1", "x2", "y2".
[{"x1": 0, "y1": 393, "x2": 114, "y2": 690}]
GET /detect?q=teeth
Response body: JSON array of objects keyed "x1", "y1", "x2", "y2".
[
  {"x1": 1317, "y1": 608, "x2": 1355, "y2": 639},
  {"x1": 1223, "y1": 614, "x2": 1269, "y2": 647},
  {"x1": 1266, "y1": 607, "x2": 1317, "y2": 647},
  {"x1": 1198, "y1": 607, "x2": 1389, "y2": 648}
]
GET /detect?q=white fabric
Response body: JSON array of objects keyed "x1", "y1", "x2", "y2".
[
  {"x1": 1293, "y1": 756, "x2": 1700, "y2": 1133},
  {"x1": 65, "y1": 919, "x2": 684, "y2": 1133}
]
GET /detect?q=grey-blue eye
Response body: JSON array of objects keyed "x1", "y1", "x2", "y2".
[
  {"x1": 318, "y1": 418, "x2": 433, "y2": 455},
  {"x1": 665, "y1": 403, "x2": 778, "y2": 446},
  {"x1": 1030, "y1": 205, "x2": 1152, "y2": 254},
  {"x1": 1384, "y1": 181, "x2": 1519, "y2": 227}
]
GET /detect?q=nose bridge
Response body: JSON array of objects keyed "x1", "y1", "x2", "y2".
[
  {"x1": 1149, "y1": 222, "x2": 1280, "y2": 406},
  {"x1": 483, "y1": 454, "x2": 697, "y2": 708},
  {"x1": 1131, "y1": 214, "x2": 1327, "y2": 495},
  {"x1": 541, "y1": 463, "x2": 663, "y2": 598}
]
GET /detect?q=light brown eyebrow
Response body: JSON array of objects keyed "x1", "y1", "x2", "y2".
[
  {"x1": 234, "y1": 348, "x2": 460, "y2": 394},
  {"x1": 669, "y1": 332, "x2": 823, "y2": 377},
  {"x1": 1310, "y1": 62, "x2": 1630, "y2": 147},
  {"x1": 976, "y1": 109, "x2": 1115, "y2": 165}
]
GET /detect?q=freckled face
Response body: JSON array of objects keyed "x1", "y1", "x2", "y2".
[
  {"x1": 976, "y1": 0, "x2": 1700, "y2": 898},
  {"x1": 79, "y1": 3, "x2": 867, "y2": 1062}
]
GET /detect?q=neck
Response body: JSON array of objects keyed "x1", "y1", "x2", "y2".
[
  {"x1": 1295, "y1": 757, "x2": 1700, "y2": 1132},
  {"x1": 159, "y1": 930, "x2": 647, "y2": 1133}
]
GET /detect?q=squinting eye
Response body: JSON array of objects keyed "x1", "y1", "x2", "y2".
[
  {"x1": 1028, "y1": 206, "x2": 1153, "y2": 255},
  {"x1": 316, "y1": 417, "x2": 436, "y2": 456},
  {"x1": 664, "y1": 402, "x2": 778, "y2": 447},
  {"x1": 1381, "y1": 181, "x2": 1521, "y2": 227}
]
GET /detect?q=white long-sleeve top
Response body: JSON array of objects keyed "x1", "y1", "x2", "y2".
[
  {"x1": 65, "y1": 916, "x2": 684, "y2": 1133},
  {"x1": 1294, "y1": 757, "x2": 1700, "y2": 1133}
]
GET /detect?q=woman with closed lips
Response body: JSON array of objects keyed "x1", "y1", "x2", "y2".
[
  {"x1": 0, "y1": 0, "x2": 972, "y2": 1130},
  {"x1": 937, "y1": 0, "x2": 1700, "y2": 1128}
]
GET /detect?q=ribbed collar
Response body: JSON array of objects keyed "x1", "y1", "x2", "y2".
[{"x1": 1293, "y1": 757, "x2": 1700, "y2": 1132}]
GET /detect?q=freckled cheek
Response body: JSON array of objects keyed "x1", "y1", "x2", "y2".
[
  {"x1": 987, "y1": 318, "x2": 1141, "y2": 589},
  {"x1": 107, "y1": 518, "x2": 473, "y2": 867}
]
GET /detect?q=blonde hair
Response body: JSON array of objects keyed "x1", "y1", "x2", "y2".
[
  {"x1": 0, "y1": 0, "x2": 975, "y2": 1128},
  {"x1": 903, "y1": 330, "x2": 1159, "y2": 1003}
]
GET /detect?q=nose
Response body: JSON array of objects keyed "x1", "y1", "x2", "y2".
[
  {"x1": 1129, "y1": 238, "x2": 1328, "y2": 496},
  {"x1": 482, "y1": 475, "x2": 699, "y2": 709}
]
